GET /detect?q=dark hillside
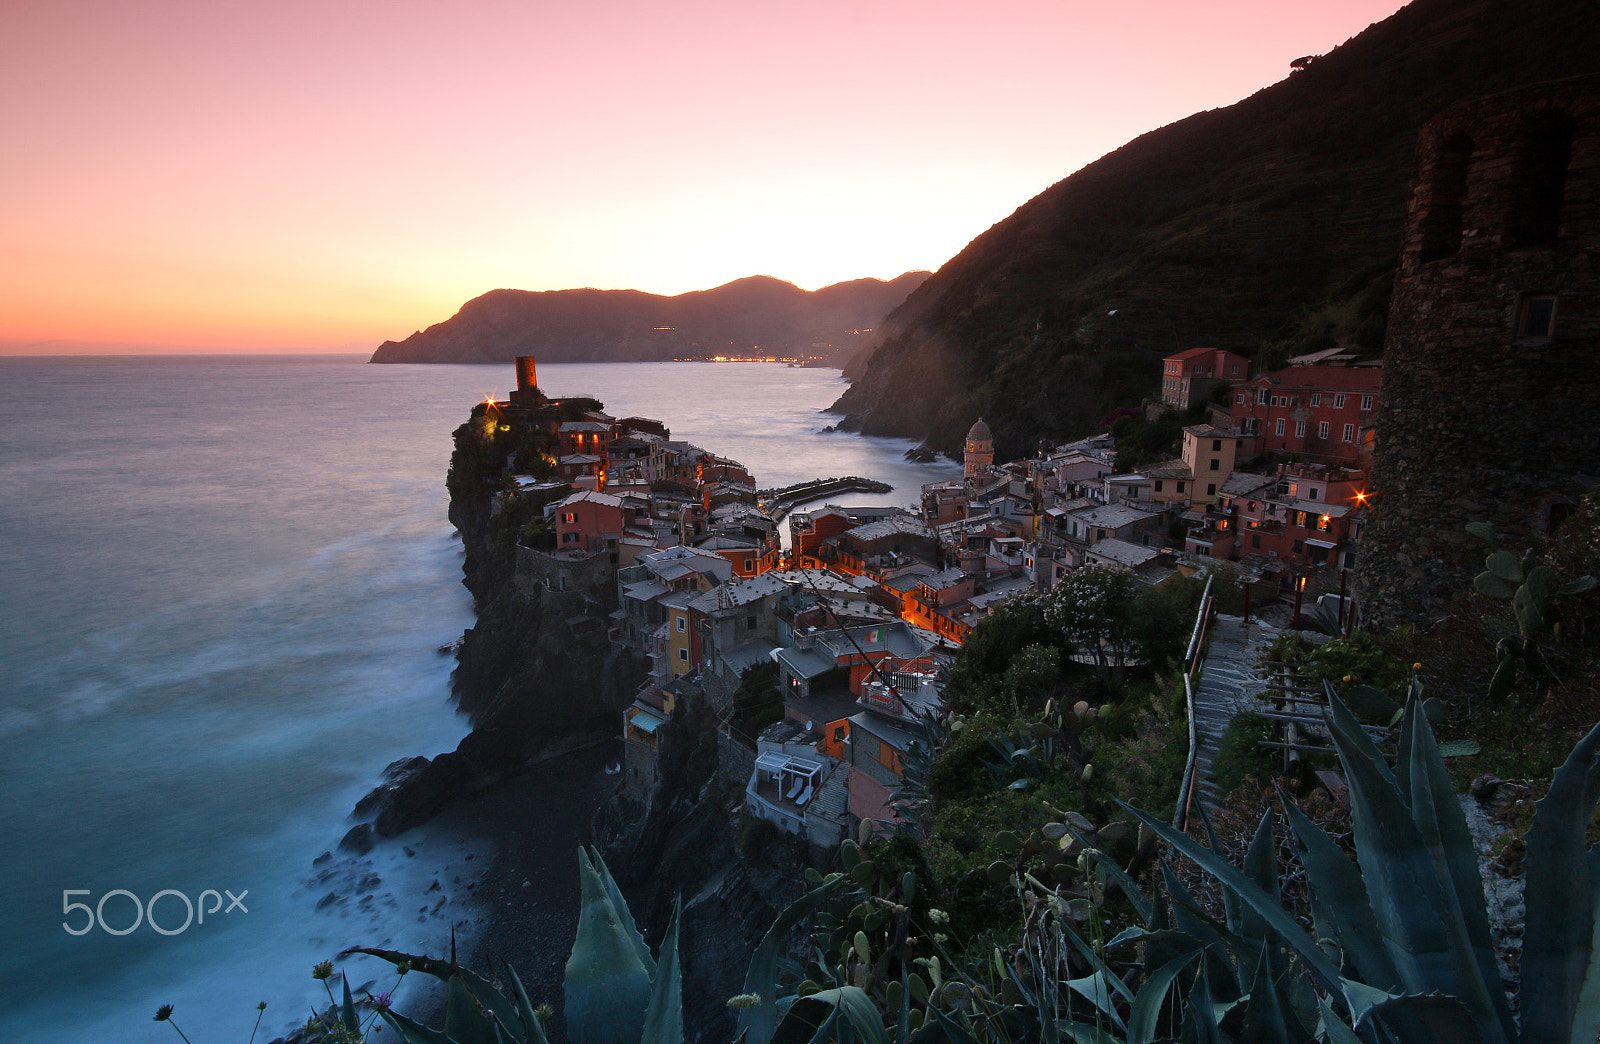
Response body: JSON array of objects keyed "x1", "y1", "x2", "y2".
[{"x1": 831, "y1": 0, "x2": 1600, "y2": 459}]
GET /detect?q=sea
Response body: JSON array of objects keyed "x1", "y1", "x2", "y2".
[{"x1": 0, "y1": 355, "x2": 958, "y2": 1042}]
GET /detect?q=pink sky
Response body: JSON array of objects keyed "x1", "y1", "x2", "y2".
[{"x1": 1, "y1": 0, "x2": 1409, "y2": 353}]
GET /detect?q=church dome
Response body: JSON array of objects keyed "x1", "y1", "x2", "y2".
[{"x1": 966, "y1": 417, "x2": 992, "y2": 443}]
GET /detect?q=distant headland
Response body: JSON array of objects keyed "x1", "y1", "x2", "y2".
[{"x1": 368, "y1": 272, "x2": 928, "y2": 368}]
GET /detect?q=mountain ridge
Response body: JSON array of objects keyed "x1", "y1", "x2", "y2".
[{"x1": 369, "y1": 272, "x2": 929, "y2": 365}]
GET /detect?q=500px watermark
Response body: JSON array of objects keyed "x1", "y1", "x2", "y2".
[{"x1": 62, "y1": 888, "x2": 248, "y2": 936}]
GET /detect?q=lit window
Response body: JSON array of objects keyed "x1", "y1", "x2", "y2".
[{"x1": 562, "y1": 512, "x2": 577, "y2": 524}]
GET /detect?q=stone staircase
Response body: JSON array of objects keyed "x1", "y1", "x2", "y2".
[{"x1": 1188, "y1": 614, "x2": 1280, "y2": 814}]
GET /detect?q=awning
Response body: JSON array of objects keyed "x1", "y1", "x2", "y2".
[
  {"x1": 627, "y1": 705, "x2": 667, "y2": 733},
  {"x1": 1304, "y1": 538, "x2": 1338, "y2": 549}
]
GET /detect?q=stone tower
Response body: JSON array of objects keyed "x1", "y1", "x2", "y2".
[
  {"x1": 964, "y1": 417, "x2": 994, "y2": 482},
  {"x1": 1357, "y1": 74, "x2": 1600, "y2": 628}
]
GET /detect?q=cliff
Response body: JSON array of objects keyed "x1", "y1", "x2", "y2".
[
  {"x1": 369, "y1": 272, "x2": 928, "y2": 367},
  {"x1": 350, "y1": 404, "x2": 645, "y2": 840},
  {"x1": 830, "y1": 0, "x2": 1600, "y2": 460}
]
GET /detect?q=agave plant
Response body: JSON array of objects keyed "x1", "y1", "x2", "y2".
[
  {"x1": 1127, "y1": 684, "x2": 1600, "y2": 1044},
  {"x1": 351, "y1": 846, "x2": 682, "y2": 1044}
]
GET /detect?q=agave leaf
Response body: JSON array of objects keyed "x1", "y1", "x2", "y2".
[
  {"x1": 1342, "y1": 985, "x2": 1485, "y2": 1041},
  {"x1": 1193, "y1": 800, "x2": 1243, "y2": 937},
  {"x1": 1329, "y1": 694, "x2": 1512, "y2": 1043},
  {"x1": 347, "y1": 946, "x2": 527, "y2": 1039},
  {"x1": 1236, "y1": 939, "x2": 1308, "y2": 1044},
  {"x1": 1276, "y1": 784, "x2": 1402, "y2": 991},
  {"x1": 1159, "y1": 865, "x2": 1246, "y2": 999},
  {"x1": 1404, "y1": 694, "x2": 1512, "y2": 1044},
  {"x1": 1315, "y1": 996, "x2": 1364, "y2": 1044},
  {"x1": 340, "y1": 973, "x2": 361, "y2": 1035},
  {"x1": 501, "y1": 962, "x2": 551, "y2": 1044},
  {"x1": 343, "y1": 945, "x2": 461, "y2": 982},
  {"x1": 1126, "y1": 950, "x2": 1200, "y2": 1044},
  {"x1": 772, "y1": 987, "x2": 887, "y2": 1044},
  {"x1": 566, "y1": 848, "x2": 652, "y2": 1044},
  {"x1": 380, "y1": 1008, "x2": 455, "y2": 1044},
  {"x1": 1183, "y1": 962, "x2": 1225, "y2": 1044},
  {"x1": 1326, "y1": 697, "x2": 1466, "y2": 990},
  {"x1": 1239, "y1": 809, "x2": 1279, "y2": 948},
  {"x1": 1053, "y1": 913, "x2": 1137, "y2": 1006},
  {"x1": 1465, "y1": 522, "x2": 1497, "y2": 546},
  {"x1": 739, "y1": 876, "x2": 846, "y2": 1044},
  {"x1": 1123, "y1": 803, "x2": 1345, "y2": 999},
  {"x1": 1474, "y1": 572, "x2": 1517, "y2": 601},
  {"x1": 639, "y1": 896, "x2": 682, "y2": 1044},
  {"x1": 445, "y1": 974, "x2": 497, "y2": 1044},
  {"x1": 590, "y1": 846, "x2": 655, "y2": 976},
  {"x1": 1063, "y1": 972, "x2": 1128, "y2": 1033},
  {"x1": 927, "y1": 1005, "x2": 986, "y2": 1044},
  {"x1": 1520, "y1": 717, "x2": 1600, "y2": 1044}
]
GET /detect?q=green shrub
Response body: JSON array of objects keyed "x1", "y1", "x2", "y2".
[{"x1": 1210, "y1": 711, "x2": 1278, "y2": 793}]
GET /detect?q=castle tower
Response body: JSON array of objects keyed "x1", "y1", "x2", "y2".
[
  {"x1": 509, "y1": 355, "x2": 544, "y2": 406},
  {"x1": 1357, "y1": 75, "x2": 1600, "y2": 628},
  {"x1": 964, "y1": 417, "x2": 994, "y2": 482}
]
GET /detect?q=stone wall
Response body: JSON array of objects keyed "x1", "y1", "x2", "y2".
[
  {"x1": 514, "y1": 545, "x2": 615, "y2": 604},
  {"x1": 1358, "y1": 75, "x2": 1600, "y2": 628}
]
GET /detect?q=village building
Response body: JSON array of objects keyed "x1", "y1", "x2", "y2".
[
  {"x1": 1160, "y1": 347, "x2": 1250, "y2": 409},
  {"x1": 1230, "y1": 364, "x2": 1382, "y2": 467},
  {"x1": 745, "y1": 718, "x2": 852, "y2": 850}
]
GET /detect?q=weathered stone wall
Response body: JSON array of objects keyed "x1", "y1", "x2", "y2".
[
  {"x1": 514, "y1": 545, "x2": 615, "y2": 603},
  {"x1": 1359, "y1": 75, "x2": 1600, "y2": 628}
]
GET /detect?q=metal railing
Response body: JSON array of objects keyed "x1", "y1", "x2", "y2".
[{"x1": 1174, "y1": 574, "x2": 1216, "y2": 832}]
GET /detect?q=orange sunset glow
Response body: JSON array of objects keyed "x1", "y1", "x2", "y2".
[{"x1": 2, "y1": 0, "x2": 1409, "y2": 353}]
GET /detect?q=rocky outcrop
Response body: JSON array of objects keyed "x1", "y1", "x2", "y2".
[
  {"x1": 595, "y1": 697, "x2": 809, "y2": 1044},
  {"x1": 370, "y1": 273, "x2": 927, "y2": 367},
  {"x1": 347, "y1": 415, "x2": 644, "y2": 836}
]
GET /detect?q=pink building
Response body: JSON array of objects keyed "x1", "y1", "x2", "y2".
[
  {"x1": 1230, "y1": 365, "x2": 1381, "y2": 466},
  {"x1": 1161, "y1": 347, "x2": 1250, "y2": 408}
]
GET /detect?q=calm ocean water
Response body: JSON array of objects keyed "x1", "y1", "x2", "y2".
[{"x1": 0, "y1": 355, "x2": 956, "y2": 1041}]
